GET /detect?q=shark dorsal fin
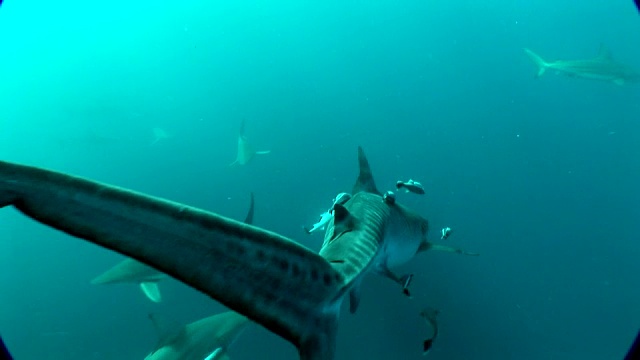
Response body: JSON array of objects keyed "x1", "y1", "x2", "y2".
[
  {"x1": 244, "y1": 192, "x2": 255, "y2": 225},
  {"x1": 352, "y1": 146, "x2": 380, "y2": 195},
  {"x1": 148, "y1": 313, "x2": 186, "y2": 353}
]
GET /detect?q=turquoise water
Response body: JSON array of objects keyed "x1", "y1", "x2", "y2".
[{"x1": 1, "y1": 0, "x2": 639, "y2": 359}]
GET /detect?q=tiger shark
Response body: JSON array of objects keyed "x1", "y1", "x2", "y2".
[
  {"x1": 145, "y1": 311, "x2": 249, "y2": 360},
  {"x1": 91, "y1": 192, "x2": 255, "y2": 302},
  {"x1": 524, "y1": 46, "x2": 640, "y2": 85},
  {"x1": 229, "y1": 120, "x2": 270, "y2": 167},
  {"x1": 0, "y1": 147, "x2": 475, "y2": 360},
  {"x1": 90, "y1": 193, "x2": 255, "y2": 303}
]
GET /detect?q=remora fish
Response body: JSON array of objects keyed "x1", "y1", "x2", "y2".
[
  {"x1": 0, "y1": 147, "x2": 474, "y2": 359},
  {"x1": 305, "y1": 193, "x2": 351, "y2": 235},
  {"x1": 396, "y1": 179, "x2": 425, "y2": 195}
]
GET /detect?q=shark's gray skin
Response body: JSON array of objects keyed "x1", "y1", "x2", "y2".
[
  {"x1": 524, "y1": 46, "x2": 640, "y2": 85},
  {"x1": 229, "y1": 120, "x2": 270, "y2": 166},
  {"x1": 145, "y1": 311, "x2": 249, "y2": 360},
  {"x1": 90, "y1": 193, "x2": 256, "y2": 303},
  {"x1": 0, "y1": 147, "x2": 473, "y2": 360},
  {"x1": 91, "y1": 258, "x2": 167, "y2": 302}
]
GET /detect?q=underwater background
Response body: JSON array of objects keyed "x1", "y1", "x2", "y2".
[{"x1": 1, "y1": 0, "x2": 639, "y2": 359}]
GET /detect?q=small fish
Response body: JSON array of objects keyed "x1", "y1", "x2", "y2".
[
  {"x1": 383, "y1": 190, "x2": 396, "y2": 205},
  {"x1": 1, "y1": 335, "x2": 13, "y2": 360},
  {"x1": 420, "y1": 307, "x2": 440, "y2": 356},
  {"x1": 305, "y1": 193, "x2": 352, "y2": 234},
  {"x1": 332, "y1": 192, "x2": 351, "y2": 208},
  {"x1": 441, "y1": 227, "x2": 452, "y2": 240},
  {"x1": 304, "y1": 210, "x2": 333, "y2": 234},
  {"x1": 396, "y1": 179, "x2": 425, "y2": 195}
]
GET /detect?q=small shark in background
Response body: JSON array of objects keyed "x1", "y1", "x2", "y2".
[
  {"x1": 524, "y1": 46, "x2": 640, "y2": 85},
  {"x1": 0, "y1": 147, "x2": 477, "y2": 360},
  {"x1": 150, "y1": 127, "x2": 172, "y2": 146},
  {"x1": 145, "y1": 311, "x2": 249, "y2": 360},
  {"x1": 90, "y1": 193, "x2": 255, "y2": 302},
  {"x1": 229, "y1": 120, "x2": 270, "y2": 166}
]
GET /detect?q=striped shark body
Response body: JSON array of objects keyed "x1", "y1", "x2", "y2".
[
  {"x1": 0, "y1": 147, "x2": 432, "y2": 359},
  {"x1": 90, "y1": 193, "x2": 256, "y2": 303}
]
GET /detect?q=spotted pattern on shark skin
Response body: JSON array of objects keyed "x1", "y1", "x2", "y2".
[{"x1": 0, "y1": 159, "x2": 345, "y2": 360}]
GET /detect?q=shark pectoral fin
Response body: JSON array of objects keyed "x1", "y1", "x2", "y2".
[
  {"x1": 140, "y1": 282, "x2": 162, "y2": 302},
  {"x1": 423, "y1": 339, "x2": 434, "y2": 355},
  {"x1": 204, "y1": 347, "x2": 224, "y2": 360},
  {"x1": 427, "y1": 243, "x2": 479, "y2": 256},
  {"x1": 348, "y1": 283, "x2": 362, "y2": 314},
  {"x1": 148, "y1": 313, "x2": 185, "y2": 352},
  {"x1": 400, "y1": 274, "x2": 413, "y2": 297},
  {"x1": 376, "y1": 265, "x2": 413, "y2": 296},
  {"x1": 255, "y1": 150, "x2": 271, "y2": 155}
]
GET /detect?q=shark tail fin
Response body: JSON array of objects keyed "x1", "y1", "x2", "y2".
[
  {"x1": 352, "y1": 146, "x2": 380, "y2": 195},
  {"x1": 523, "y1": 48, "x2": 549, "y2": 77}
]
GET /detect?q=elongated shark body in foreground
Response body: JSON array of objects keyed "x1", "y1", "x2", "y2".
[
  {"x1": 90, "y1": 193, "x2": 256, "y2": 303},
  {"x1": 524, "y1": 46, "x2": 640, "y2": 85},
  {"x1": 229, "y1": 120, "x2": 270, "y2": 167},
  {"x1": 145, "y1": 311, "x2": 249, "y2": 360},
  {"x1": 0, "y1": 147, "x2": 471, "y2": 359}
]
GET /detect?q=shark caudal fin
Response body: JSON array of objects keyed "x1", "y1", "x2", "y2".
[
  {"x1": 0, "y1": 160, "x2": 344, "y2": 360},
  {"x1": 523, "y1": 48, "x2": 550, "y2": 77},
  {"x1": 352, "y1": 146, "x2": 380, "y2": 195}
]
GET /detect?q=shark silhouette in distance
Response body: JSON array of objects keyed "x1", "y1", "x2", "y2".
[
  {"x1": 90, "y1": 193, "x2": 255, "y2": 303},
  {"x1": 0, "y1": 146, "x2": 476, "y2": 360},
  {"x1": 145, "y1": 311, "x2": 249, "y2": 360},
  {"x1": 229, "y1": 120, "x2": 270, "y2": 167},
  {"x1": 150, "y1": 128, "x2": 172, "y2": 146},
  {"x1": 524, "y1": 46, "x2": 640, "y2": 85}
]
